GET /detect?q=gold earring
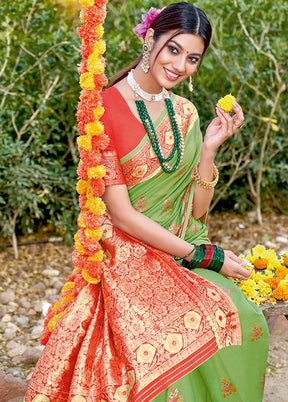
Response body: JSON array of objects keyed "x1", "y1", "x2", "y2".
[
  {"x1": 188, "y1": 76, "x2": 193, "y2": 92},
  {"x1": 141, "y1": 43, "x2": 150, "y2": 73}
]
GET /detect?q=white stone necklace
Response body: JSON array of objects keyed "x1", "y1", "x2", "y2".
[{"x1": 127, "y1": 70, "x2": 169, "y2": 102}]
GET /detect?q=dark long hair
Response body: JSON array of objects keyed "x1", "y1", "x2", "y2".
[{"x1": 109, "y1": 2, "x2": 212, "y2": 86}]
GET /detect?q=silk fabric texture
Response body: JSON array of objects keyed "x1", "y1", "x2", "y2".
[{"x1": 25, "y1": 88, "x2": 268, "y2": 401}]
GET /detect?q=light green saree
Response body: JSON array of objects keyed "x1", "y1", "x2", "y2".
[
  {"x1": 25, "y1": 87, "x2": 269, "y2": 402},
  {"x1": 102, "y1": 88, "x2": 269, "y2": 401},
  {"x1": 116, "y1": 95, "x2": 268, "y2": 402}
]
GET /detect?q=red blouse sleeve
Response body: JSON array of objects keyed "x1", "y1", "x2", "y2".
[{"x1": 101, "y1": 90, "x2": 126, "y2": 187}]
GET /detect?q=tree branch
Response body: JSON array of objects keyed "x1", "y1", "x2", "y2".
[
  {"x1": 0, "y1": 42, "x2": 70, "y2": 109},
  {"x1": 18, "y1": 75, "x2": 60, "y2": 143},
  {"x1": 0, "y1": 22, "x2": 15, "y2": 78}
]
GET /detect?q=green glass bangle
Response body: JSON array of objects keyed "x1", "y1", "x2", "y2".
[
  {"x1": 187, "y1": 246, "x2": 206, "y2": 268},
  {"x1": 206, "y1": 246, "x2": 225, "y2": 272},
  {"x1": 182, "y1": 245, "x2": 224, "y2": 273},
  {"x1": 175, "y1": 247, "x2": 195, "y2": 261}
]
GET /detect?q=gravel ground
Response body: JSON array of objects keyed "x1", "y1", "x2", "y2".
[{"x1": 0, "y1": 212, "x2": 288, "y2": 401}]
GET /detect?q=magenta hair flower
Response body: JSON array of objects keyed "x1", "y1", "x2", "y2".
[{"x1": 133, "y1": 7, "x2": 166, "y2": 39}]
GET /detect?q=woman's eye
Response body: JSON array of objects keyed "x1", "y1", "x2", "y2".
[
  {"x1": 188, "y1": 56, "x2": 199, "y2": 64},
  {"x1": 168, "y1": 45, "x2": 178, "y2": 54}
]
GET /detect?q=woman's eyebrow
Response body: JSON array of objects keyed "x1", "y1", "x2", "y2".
[{"x1": 169, "y1": 39, "x2": 202, "y2": 57}]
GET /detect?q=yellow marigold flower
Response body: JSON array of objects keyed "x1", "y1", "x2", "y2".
[
  {"x1": 72, "y1": 267, "x2": 82, "y2": 275},
  {"x1": 77, "y1": 135, "x2": 92, "y2": 151},
  {"x1": 263, "y1": 269, "x2": 275, "y2": 279},
  {"x1": 93, "y1": 106, "x2": 105, "y2": 119},
  {"x1": 239, "y1": 279, "x2": 260, "y2": 303},
  {"x1": 48, "y1": 308, "x2": 68, "y2": 333},
  {"x1": 61, "y1": 281, "x2": 74, "y2": 296},
  {"x1": 84, "y1": 121, "x2": 104, "y2": 136},
  {"x1": 88, "y1": 250, "x2": 104, "y2": 262},
  {"x1": 241, "y1": 259, "x2": 253, "y2": 270},
  {"x1": 238, "y1": 269, "x2": 273, "y2": 305},
  {"x1": 85, "y1": 227, "x2": 103, "y2": 241},
  {"x1": 80, "y1": 9, "x2": 84, "y2": 23},
  {"x1": 93, "y1": 40, "x2": 106, "y2": 55},
  {"x1": 86, "y1": 185, "x2": 94, "y2": 200},
  {"x1": 80, "y1": 72, "x2": 95, "y2": 90},
  {"x1": 217, "y1": 94, "x2": 236, "y2": 112},
  {"x1": 268, "y1": 296, "x2": 277, "y2": 305},
  {"x1": 85, "y1": 197, "x2": 106, "y2": 216},
  {"x1": 96, "y1": 25, "x2": 104, "y2": 39},
  {"x1": 77, "y1": 212, "x2": 86, "y2": 228},
  {"x1": 74, "y1": 230, "x2": 80, "y2": 242},
  {"x1": 267, "y1": 258, "x2": 282, "y2": 271},
  {"x1": 87, "y1": 165, "x2": 106, "y2": 179},
  {"x1": 257, "y1": 280, "x2": 272, "y2": 294},
  {"x1": 87, "y1": 53, "x2": 105, "y2": 74},
  {"x1": 265, "y1": 249, "x2": 278, "y2": 259},
  {"x1": 280, "y1": 278, "x2": 288, "y2": 286},
  {"x1": 79, "y1": 0, "x2": 94, "y2": 7},
  {"x1": 52, "y1": 293, "x2": 74, "y2": 314},
  {"x1": 250, "y1": 244, "x2": 266, "y2": 258},
  {"x1": 75, "y1": 239, "x2": 86, "y2": 255},
  {"x1": 76, "y1": 179, "x2": 88, "y2": 195},
  {"x1": 74, "y1": 231, "x2": 86, "y2": 255},
  {"x1": 82, "y1": 269, "x2": 101, "y2": 284}
]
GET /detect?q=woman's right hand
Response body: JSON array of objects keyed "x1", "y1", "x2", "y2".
[{"x1": 220, "y1": 250, "x2": 251, "y2": 281}]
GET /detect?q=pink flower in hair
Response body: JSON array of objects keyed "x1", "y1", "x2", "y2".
[{"x1": 133, "y1": 7, "x2": 166, "y2": 39}]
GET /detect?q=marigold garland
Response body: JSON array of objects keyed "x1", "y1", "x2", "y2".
[
  {"x1": 235, "y1": 245, "x2": 288, "y2": 305},
  {"x1": 41, "y1": 0, "x2": 108, "y2": 345}
]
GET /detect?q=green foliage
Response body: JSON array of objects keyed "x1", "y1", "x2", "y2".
[
  {"x1": 1, "y1": 0, "x2": 287, "y2": 243},
  {"x1": 195, "y1": 0, "x2": 288, "y2": 215},
  {"x1": 0, "y1": 0, "x2": 80, "y2": 239},
  {"x1": 105, "y1": 0, "x2": 288, "y2": 215}
]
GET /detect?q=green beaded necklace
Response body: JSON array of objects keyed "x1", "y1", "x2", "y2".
[{"x1": 135, "y1": 98, "x2": 184, "y2": 173}]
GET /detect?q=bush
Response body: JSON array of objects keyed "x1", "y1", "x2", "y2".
[
  {"x1": 1, "y1": 0, "x2": 287, "y2": 252},
  {"x1": 0, "y1": 0, "x2": 81, "y2": 247},
  {"x1": 104, "y1": 0, "x2": 288, "y2": 221}
]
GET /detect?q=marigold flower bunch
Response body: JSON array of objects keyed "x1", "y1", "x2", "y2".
[
  {"x1": 217, "y1": 94, "x2": 236, "y2": 112},
  {"x1": 235, "y1": 245, "x2": 288, "y2": 305},
  {"x1": 41, "y1": 0, "x2": 108, "y2": 345}
]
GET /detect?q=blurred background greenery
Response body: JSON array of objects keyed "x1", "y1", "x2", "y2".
[{"x1": 0, "y1": 0, "x2": 287, "y2": 249}]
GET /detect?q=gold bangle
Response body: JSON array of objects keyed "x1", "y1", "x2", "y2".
[{"x1": 192, "y1": 162, "x2": 219, "y2": 190}]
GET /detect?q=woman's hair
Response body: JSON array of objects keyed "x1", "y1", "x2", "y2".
[{"x1": 109, "y1": 2, "x2": 212, "y2": 86}]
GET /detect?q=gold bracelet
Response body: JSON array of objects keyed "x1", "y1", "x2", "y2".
[{"x1": 192, "y1": 162, "x2": 219, "y2": 190}]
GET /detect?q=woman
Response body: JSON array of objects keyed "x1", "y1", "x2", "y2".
[{"x1": 25, "y1": 2, "x2": 268, "y2": 401}]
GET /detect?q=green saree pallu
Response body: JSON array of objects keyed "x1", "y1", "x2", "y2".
[{"x1": 25, "y1": 87, "x2": 268, "y2": 402}]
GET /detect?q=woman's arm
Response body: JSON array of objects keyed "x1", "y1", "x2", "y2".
[
  {"x1": 103, "y1": 184, "x2": 194, "y2": 260},
  {"x1": 103, "y1": 183, "x2": 251, "y2": 280},
  {"x1": 192, "y1": 102, "x2": 244, "y2": 219}
]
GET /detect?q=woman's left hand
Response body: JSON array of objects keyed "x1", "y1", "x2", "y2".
[
  {"x1": 220, "y1": 250, "x2": 252, "y2": 281},
  {"x1": 203, "y1": 102, "x2": 244, "y2": 154}
]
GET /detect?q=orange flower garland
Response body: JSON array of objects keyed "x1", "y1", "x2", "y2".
[{"x1": 41, "y1": 0, "x2": 108, "y2": 345}]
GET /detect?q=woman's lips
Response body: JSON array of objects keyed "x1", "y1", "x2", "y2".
[{"x1": 164, "y1": 68, "x2": 180, "y2": 81}]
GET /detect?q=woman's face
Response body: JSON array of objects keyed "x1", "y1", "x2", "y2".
[{"x1": 147, "y1": 31, "x2": 205, "y2": 90}]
